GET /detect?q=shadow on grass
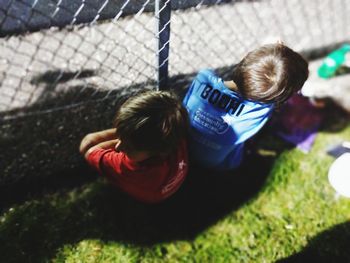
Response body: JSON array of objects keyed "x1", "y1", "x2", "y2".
[
  {"x1": 0, "y1": 152, "x2": 274, "y2": 263},
  {"x1": 277, "y1": 221, "x2": 350, "y2": 263},
  {"x1": 318, "y1": 102, "x2": 350, "y2": 133},
  {"x1": 0, "y1": 158, "x2": 96, "y2": 209}
]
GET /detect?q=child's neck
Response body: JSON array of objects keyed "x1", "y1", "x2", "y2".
[
  {"x1": 224, "y1": 80, "x2": 239, "y2": 91},
  {"x1": 126, "y1": 151, "x2": 153, "y2": 163}
]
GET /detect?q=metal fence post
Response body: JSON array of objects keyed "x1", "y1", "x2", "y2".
[{"x1": 155, "y1": 0, "x2": 171, "y2": 90}]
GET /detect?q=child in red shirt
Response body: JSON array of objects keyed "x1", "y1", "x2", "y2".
[{"x1": 79, "y1": 91, "x2": 189, "y2": 203}]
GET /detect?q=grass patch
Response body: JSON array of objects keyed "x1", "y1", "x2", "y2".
[{"x1": 1, "y1": 110, "x2": 350, "y2": 263}]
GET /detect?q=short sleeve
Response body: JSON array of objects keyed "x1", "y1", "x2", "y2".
[
  {"x1": 197, "y1": 69, "x2": 216, "y2": 83},
  {"x1": 86, "y1": 148, "x2": 115, "y2": 174},
  {"x1": 183, "y1": 69, "x2": 215, "y2": 105}
]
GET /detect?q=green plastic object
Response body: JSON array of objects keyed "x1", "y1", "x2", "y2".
[{"x1": 317, "y1": 44, "x2": 350, "y2": 79}]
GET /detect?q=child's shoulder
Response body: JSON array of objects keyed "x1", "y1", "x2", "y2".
[
  {"x1": 195, "y1": 69, "x2": 221, "y2": 84},
  {"x1": 197, "y1": 68, "x2": 216, "y2": 77}
]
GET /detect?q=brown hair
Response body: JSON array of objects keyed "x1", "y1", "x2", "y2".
[
  {"x1": 114, "y1": 90, "x2": 188, "y2": 155},
  {"x1": 232, "y1": 43, "x2": 309, "y2": 104}
]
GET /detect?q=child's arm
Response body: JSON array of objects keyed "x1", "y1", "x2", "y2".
[
  {"x1": 83, "y1": 139, "x2": 120, "y2": 159},
  {"x1": 79, "y1": 128, "x2": 117, "y2": 157}
]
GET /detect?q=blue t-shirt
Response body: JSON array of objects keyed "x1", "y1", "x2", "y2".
[{"x1": 183, "y1": 69, "x2": 274, "y2": 170}]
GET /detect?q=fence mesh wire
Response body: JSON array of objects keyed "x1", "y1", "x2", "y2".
[
  {"x1": 1, "y1": 0, "x2": 350, "y2": 183},
  {"x1": 1, "y1": 0, "x2": 350, "y2": 116},
  {"x1": 170, "y1": 0, "x2": 350, "y2": 78},
  {"x1": 0, "y1": 0, "x2": 158, "y2": 115},
  {"x1": 0, "y1": 0, "x2": 350, "y2": 116}
]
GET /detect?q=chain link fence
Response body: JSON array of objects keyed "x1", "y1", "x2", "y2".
[
  {"x1": 1, "y1": 0, "x2": 349, "y2": 116},
  {"x1": 1, "y1": 0, "x2": 350, "y2": 185}
]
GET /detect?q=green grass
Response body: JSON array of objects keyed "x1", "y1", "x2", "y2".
[{"x1": 1, "y1": 111, "x2": 350, "y2": 263}]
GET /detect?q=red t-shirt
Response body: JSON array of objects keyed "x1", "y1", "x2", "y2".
[{"x1": 86, "y1": 140, "x2": 188, "y2": 203}]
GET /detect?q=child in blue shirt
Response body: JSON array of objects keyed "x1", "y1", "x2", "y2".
[{"x1": 183, "y1": 43, "x2": 309, "y2": 170}]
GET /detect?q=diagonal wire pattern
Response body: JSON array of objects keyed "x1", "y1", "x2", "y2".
[{"x1": 0, "y1": 0, "x2": 349, "y2": 116}]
